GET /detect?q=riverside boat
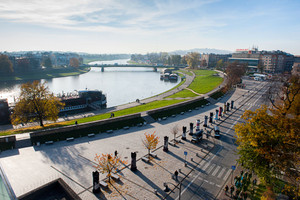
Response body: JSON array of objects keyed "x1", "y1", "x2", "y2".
[{"x1": 59, "y1": 90, "x2": 106, "y2": 112}]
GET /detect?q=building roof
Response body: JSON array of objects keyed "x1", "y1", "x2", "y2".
[{"x1": 229, "y1": 58, "x2": 259, "y2": 61}]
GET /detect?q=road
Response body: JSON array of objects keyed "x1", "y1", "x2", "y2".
[{"x1": 166, "y1": 79, "x2": 269, "y2": 200}]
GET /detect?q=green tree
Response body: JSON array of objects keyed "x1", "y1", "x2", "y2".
[
  {"x1": 11, "y1": 81, "x2": 64, "y2": 126},
  {"x1": 0, "y1": 54, "x2": 13, "y2": 73},
  {"x1": 186, "y1": 52, "x2": 200, "y2": 69},
  {"x1": 170, "y1": 55, "x2": 181, "y2": 66},
  {"x1": 42, "y1": 57, "x2": 52, "y2": 68},
  {"x1": 216, "y1": 59, "x2": 224, "y2": 70}
]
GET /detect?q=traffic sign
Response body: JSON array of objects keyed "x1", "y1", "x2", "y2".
[
  {"x1": 231, "y1": 165, "x2": 236, "y2": 170},
  {"x1": 184, "y1": 151, "x2": 188, "y2": 156}
]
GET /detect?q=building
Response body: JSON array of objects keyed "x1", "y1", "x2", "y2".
[
  {"x1": 201, "y1": 53, "x2": 231, "y2": 68},
  {"x1": 231, "y1": 48, "x2": 294, "y2": 73}
]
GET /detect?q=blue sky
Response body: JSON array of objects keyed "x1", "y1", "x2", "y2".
[{"x1": 0, "y1": 0, "x2": 299, "y2": 54}]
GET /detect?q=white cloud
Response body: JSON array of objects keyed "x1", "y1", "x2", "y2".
[{"x1": 0, "y1": 0, "x2": 221, "y2": 34}]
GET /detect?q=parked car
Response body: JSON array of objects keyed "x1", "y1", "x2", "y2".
[
  {"x1": 191, "y1": 129, "x2": 203, "y2": 143},
  {"x1": 214, "y1": 126, "x2": 220, "y2": 138}
]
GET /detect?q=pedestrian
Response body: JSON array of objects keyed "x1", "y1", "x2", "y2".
[
  {"x1": 253, "y1": 178, "x2": 257, "y2": 185},
  {"x1": 224, "y1": 185, "x2": 229, "y2": 195},
  {"x1": 243, "y1": 192, "x2": 248, "y2": 200},
  {"x1": 114, "y1": 150, "x2": 118, "y2": 157},
  {"x1": 75, "y1": 121, "x2": 78, "y2": 125},
  {"x1": 174, "y1": 170, "x2": 179, "y2": 181},
  {"x1": 240, "y1": 170, "x2": 244, "y2": 176},
  {"x1": 230, "y1": 185, "x2": 235, "y2": 197}
]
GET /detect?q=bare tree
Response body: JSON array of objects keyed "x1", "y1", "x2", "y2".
[{"x1": 171, "y1": 125, "x2": 179, "y2": 144}]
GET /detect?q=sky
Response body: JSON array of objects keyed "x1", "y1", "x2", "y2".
[{"x1": 0, "y1": 0, "x2": 299, "y2": 54}]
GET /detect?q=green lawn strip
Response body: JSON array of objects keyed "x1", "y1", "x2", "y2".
[
  {"x1": 166, "y1": 89, "x2": 198, "y2": 98},
  {"x1": 0, "y1": 67, "x2": 90, "y2": 82},
  {"x1": 192, "y1": 69, "x2": 217, "y2": 76},
  {"x1": 188, "y1": 75, "x2": 223, "y2": 94},
  {"x1": 66, "y1": 99, "x2": 186, "y2": 125}
]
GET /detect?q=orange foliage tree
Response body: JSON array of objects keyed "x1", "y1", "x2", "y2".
[
  {"x1": 94, "y1": 153, "x2": 127, "y2": 182},
  {"x1": 142, "y1": 132, "x2": 159, "y2": 156}
]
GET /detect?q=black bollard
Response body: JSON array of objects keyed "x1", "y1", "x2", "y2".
[
  {"x1": 227, "y1": 102, "x2": 230, "y2": 111},
  {"x1": 231, "y1": 100, "x2": 234, "y2": 109},
  {"x1": 92, "y1": 171, "x2": 100, "y2": 193},
  {"x1": 204, "y1": 116, "x2": 208, "y2": 127},
  {"x1": 131, "y1": 152, "x2": 137, "y2": 171},
  {"x1": 163, "y1": 136, "x2": 169, "y2": 152},
  {"x1": 189, "y1": 123, "x2": 194, "y2": 135},
  {"x1": 182, "y1": 126, "x2": 187, "y2": 140},
  {"x1": 209, "y1": 112, "x2": 213, "y2": 123}
]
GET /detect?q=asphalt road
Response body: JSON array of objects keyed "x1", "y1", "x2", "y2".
[{"x1": 166, "y1": 79, "x2": 270, "y2": 200}]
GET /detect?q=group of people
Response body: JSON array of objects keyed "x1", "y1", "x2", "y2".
[{"x1": 224, "y1": 170, "x2": 257, "y2": 199}]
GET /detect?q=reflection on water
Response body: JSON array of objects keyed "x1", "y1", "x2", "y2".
[{"x1": 0, "y1": 66, "x2": 180, "y2": 108}]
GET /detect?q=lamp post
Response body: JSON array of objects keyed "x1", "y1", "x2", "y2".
[{"x1": 164, "y1": 181, "x2": 182, "y2": 200}]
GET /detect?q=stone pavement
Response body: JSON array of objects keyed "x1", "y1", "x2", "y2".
[{"x1": 0, "y1": 99, "x2": 224, "y2": 199}]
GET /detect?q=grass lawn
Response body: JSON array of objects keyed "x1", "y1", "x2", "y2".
[
  {"x1": 68, "y1": 99, "x2": 186, "y2": 124},
  {"x1": 166, "y1": 89, "x2": 198, "y2": 98},
  {"x1": 0, "y1": 67, "x2": 90, "y2": 81},
  {"x1": 192, "y1": 69, "x2": 217, "y2": 76},
  {"x1": 189, "y1": 75, "x2": 223, "y2": 94}
]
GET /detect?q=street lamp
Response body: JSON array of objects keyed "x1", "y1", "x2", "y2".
[{"x1": 163, "y1": 181, "x2": 182, "y2": 200}]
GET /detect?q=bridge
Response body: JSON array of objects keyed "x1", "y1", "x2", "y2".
[{"x1": 87, "y1": 64, "x2": 184, "y2": 72}]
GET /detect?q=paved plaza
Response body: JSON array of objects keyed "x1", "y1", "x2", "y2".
[{"x1": 0, "y1": 78, "x2": 267, "y2": 200}]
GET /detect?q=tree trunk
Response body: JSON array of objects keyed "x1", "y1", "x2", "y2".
[{"x1": 39, "y1": 118, "x2": 44, "y2": 127}]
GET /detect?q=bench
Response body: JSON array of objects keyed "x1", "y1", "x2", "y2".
[
  {"x1": 150, "y1": 152, "x2": 157, "y2": 158},
  {"x1": 142, "y1": 156, "x2": 150, "y2": 163},
  {"x1": 66, "y1": 137, "x2": 74, "y2": 141},
  {"x1": 99, "y1": 181, "x2": 108, "y2": 188},
  {"x1": 172, "y1": 114, "x2": 176, "y2": 118},
  {"x1": 180, "y1": 112, "x2": 185, "y2": 115},
  {"x1": 110, "y1": 173, "x2": 120, "y2": 181},
  {"x1": 162, "y1": 117, "x2": 167, "y2": 120},
  {"x1": 123, "y1": 126, "x2": 129, "y2": 130},
  {"x1": 45, "y1": 141, "x2": 53, "y2": 145},
  {"x1": 106, "y1": 130, "x2": 113, "y2": 133},
  {"x1": 137, "y1": 123, "x2": 143, "y2": 127},
  {"x1": 88, "y1": 133, "x2": 95, "y2": 137},
  {"x1": 188, "y1": 109, "x2": 192, "y2": 112}
]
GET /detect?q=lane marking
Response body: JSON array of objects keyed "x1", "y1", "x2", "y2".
[
  {"x1": 212, "y1": 166, "x2": 220, "y2": 176},
  {"x1": 223, "y1": 169, "x2": 232, "y2": 181},
  {"x1": 207, "y1": 164, "x2": 216, "y2": 174},
  {"x1": 217, "y1": 167, "x2": 226, "y2": 179}
]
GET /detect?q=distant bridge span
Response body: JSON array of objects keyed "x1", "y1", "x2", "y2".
[{"x1": 88, "y1": 64, "x2": 184, "y2": 72}]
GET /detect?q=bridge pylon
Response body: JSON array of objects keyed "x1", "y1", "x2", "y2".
[{"x1": 101, "y1": 66, "x2": 104, "y2": 72}]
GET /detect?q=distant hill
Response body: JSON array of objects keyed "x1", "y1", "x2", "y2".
[{"x1": 169, "y1": 48, "x2": 232, "y2": 55}]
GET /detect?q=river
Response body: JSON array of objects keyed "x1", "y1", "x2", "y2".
[{"x1": 0, "y1": 59, "x2": 180, "y2": 108}]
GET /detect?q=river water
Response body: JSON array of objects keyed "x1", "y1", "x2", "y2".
[{"x1": 0, "y1": 59, "x2": 180, "y2": 107}]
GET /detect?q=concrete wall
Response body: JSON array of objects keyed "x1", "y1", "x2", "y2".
[{"x1": 30, "y1": 113, "x2": 141, "y2": 139}]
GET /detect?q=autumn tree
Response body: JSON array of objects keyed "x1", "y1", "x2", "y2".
[
  {"x1": 225, "y1": 61, "x2": 247, "y2": 88},
  {"x1": 11, "y1": 81, "x2": 64, "y2": 126},
  {"x1": 142, "y1": 132, "x2": 159, "y2": 157},
  {"x1": 69, "y1": 57, "x2": 80, "y2": 68},
  {"x1": 94, "y1": 153, "x2": 127, "y2": 183},
  {"x1": 170, "y1": 55, "x2": 181, "y2": 66},
  {"x1": 0, "y1": 54, "x2": 13, "y2": 73},
  {"x1": 186, "y1": 52, "x2": 200, "y2": 69},
  {"x1": 235, "y1": 75, "x2": 300, "y2": 198}
]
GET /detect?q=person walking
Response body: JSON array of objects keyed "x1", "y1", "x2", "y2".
[
  {"x1": 230, "y1": 185, "x2": 235, "y2": 197},
  {"x1": 224, "y1": 185, "x2": 229, "y2": 195}
]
